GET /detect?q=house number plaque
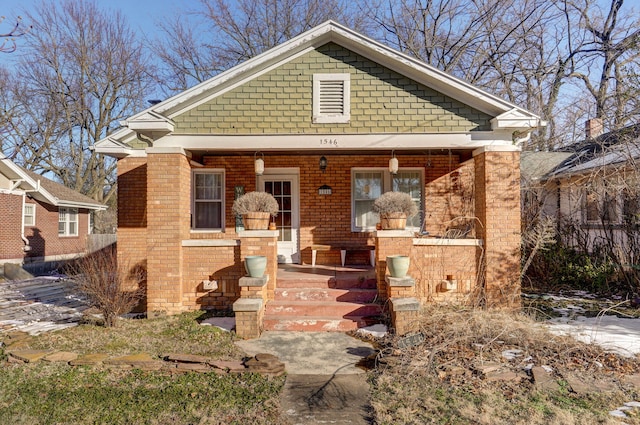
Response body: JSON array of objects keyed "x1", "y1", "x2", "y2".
[{"x1": 320, "y1": 138, "x2": 338, "y2": 146}]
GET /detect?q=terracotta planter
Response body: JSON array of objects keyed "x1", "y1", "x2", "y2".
[
  {"x1": 380, "y1": 213, "x2": 407, "y2": 230},
  {"x1": 242, "y1": 212, "x2": 270, "y2": 230},
  {"x1": 244, "y1": 255, "x2": 267, "y2": 277},
  {"x1": 387, "y1": 255, "x2": 410, "y2": 278}
]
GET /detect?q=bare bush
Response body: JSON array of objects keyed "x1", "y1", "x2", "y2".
[{"x1": 66, "y1": 247, "x2": 145, "y2": 327}]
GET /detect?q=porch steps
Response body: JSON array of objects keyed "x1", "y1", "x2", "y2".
[{"x1": 263, "y1": 269, "x2": 382, "y2": 332}]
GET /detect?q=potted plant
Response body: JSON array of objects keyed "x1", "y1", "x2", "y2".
[
  {"x1": 372, "y1": 191, "x2": 418, "y2": 229},
  {"x1": 387, "y1": 255, "x2": 410, "y2": 278},
  {"x1": 232, "y1": 191, "x2": 279, "y2": 230}
]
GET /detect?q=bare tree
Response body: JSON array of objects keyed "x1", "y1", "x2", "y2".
[
  {"x1": 153, "y1": 0, "x2": 367, "y2": 94},
  {"x1": 369, "y1": 0, "x2": 640, "y2": 149},
  {"x1": 0, "y1": 15, "x2": 30, "y2": 53},
  {"x1": 1, "y1": 0, "x2": 153, "y2": 205}
]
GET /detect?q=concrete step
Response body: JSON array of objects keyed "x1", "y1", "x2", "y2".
[
  {"x1": 274, "y1": 287, "x2": 378, "y2": 303},
  {"x1": 263, "y1": 316, "x2": 371, "y2": 332},
  {"x1": 265, "y1": 300, "x2": 382, "y2": 318},
  {"x1": 276, "y1": 276, "x2": 377, "y2": 290}
]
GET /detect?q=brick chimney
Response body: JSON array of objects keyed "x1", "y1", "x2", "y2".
[{"x1": 585, "y1": 118, "x2": 603, "y2": 139}]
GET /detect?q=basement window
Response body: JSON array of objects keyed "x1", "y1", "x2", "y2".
[{"x1": 313, "y1": 74, "x2": 350, "y2": 123}]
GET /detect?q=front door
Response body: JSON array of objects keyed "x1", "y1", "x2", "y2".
[{"x1": 259, "y1": 170, "x2": 300, "y2": 264}]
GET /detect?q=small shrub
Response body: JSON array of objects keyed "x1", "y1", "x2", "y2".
[
  {"x1": 65, "y1": 247, "x2": 145, "y2": 327},
  {"x1": 372, "y1": 191, "x2": 418, "y2": 217},
  {"x1": 231, "y1": 191, "x2": 279, "y2": 216},
  {"x1": 527, "y1": 243, "x2": 616, "y2": 292}
]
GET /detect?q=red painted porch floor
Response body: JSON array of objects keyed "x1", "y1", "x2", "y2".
[{"x1": 265, "y1": 264, "x2": 384, "y2": 332}]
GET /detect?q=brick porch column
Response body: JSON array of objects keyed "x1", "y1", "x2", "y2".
[
  {"x1": 473, "y1": 146, "x2": 521, "y2": 308},
  {"x1": 374, "y1": 230, "x2": 413, "y2": 301},
  {"x1": 145, "y1": 147, "x2": 192, "y2": 315},
  {"x1": 238, "y1": 230, "x2": 278, "y2": 300}
]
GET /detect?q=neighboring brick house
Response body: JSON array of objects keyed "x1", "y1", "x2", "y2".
[
  {"x1": 0, "y1": 152, "x2": 106, "y2": 267},
  {"x1": 95, "y1": 22, "x2": 543, "y2": 326}
]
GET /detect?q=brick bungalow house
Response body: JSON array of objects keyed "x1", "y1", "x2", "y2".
[
  {"x1": 0, "y1": 153, "x2": 106, "y2": 270},
  {"x1": 95, "y1": 21, "x2": 543, "y2": 335}
]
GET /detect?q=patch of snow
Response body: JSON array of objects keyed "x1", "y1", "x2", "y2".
[
  {"x1": 625, "y1": 401, "x2": 640, "y2": 408},
  {"x1": 610, "y1": 409, "x2": 628, "y2": 418},
  {"x1": 357, "y1": 324, "x2": 388, "y2": 338},
  {"x1": 502, "y1": 349, "x2": 523, "y2": 360},
  {"x1": 547, "y1": 315, "x2": 640, "y2": 357},
  {"x1": 200, "y1": 317, "x2": 235, "y2": 332},
  {"x1": 541, "y1": 365, "x2": 553, "y2": 373}
]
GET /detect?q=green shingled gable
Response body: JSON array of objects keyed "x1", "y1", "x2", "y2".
[{"x1": 172, "y1": 42, "x2": 492, "y2": 135}]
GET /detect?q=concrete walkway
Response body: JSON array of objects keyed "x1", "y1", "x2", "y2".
[{"x1": 236, "y1": 331, "x2": 376, "y2": 424}]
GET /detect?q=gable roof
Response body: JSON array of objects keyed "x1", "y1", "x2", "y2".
[
  {"x1": 0, "y1": 153, "x2": 106, "y2": 210},
  {"x1": 543, "y1": 123, "x2": 640, "y2": 178},
  {"x1": 96, "y1": 21, "x2": 544, "y2": 156}
]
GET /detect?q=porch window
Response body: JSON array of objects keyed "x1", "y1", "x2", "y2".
[
  {"x1": 59, "y1": 207, "x2": 78, "y2": 236},
  {"x1": 313, "y1": 74, "x2": 350, "y2": 123},
  {"x1": 192, "y1": 171, "x2": 224, "y2": 230},
  {"x1": 23, "y1": 203, "x2": 35, "y2": 227},
  {"x1": 352, "y1": 168, "x2": 424, "y2": 231}
]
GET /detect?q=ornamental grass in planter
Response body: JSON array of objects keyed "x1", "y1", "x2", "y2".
[
  {"x1": 232, "y1": 191, "x2": 279, "y2": 230},
  {"x1": 372, "y1": 191, "x2": 418, "y2": 229}
]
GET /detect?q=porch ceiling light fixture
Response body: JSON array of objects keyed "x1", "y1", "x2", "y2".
[
  {"x1": 389, "y1": 150, "x2": 398, "y2": 175},
  {"x1": 319, "y1": 156, "x2": 328, "y2": 172},
  {"x1": 254, "y1": 151, "x2": 265, "y2": 176}
]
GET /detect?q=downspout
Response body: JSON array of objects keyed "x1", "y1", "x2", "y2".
[
  {"x1": 20, "y1": 179, "x2": 40, "y2": 252},
  {"x1": 20, "y1": 192, "x2": 31, "y2": 252}
]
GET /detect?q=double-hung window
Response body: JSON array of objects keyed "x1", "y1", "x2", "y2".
[
  {"x1": 192, "y1": 171, "x2": 224, "y2": 230},
  {"x1": 59, "y1": 207, "x2": 78, "y2": 236},
  {"x1": 352, "y1": 168, "x2": 424, "y2": 231},
  {"x1": 23, "y1": 203, "x2": 35, "y2": 227}
]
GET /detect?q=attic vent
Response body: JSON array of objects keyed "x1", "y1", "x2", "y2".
[{"x1": 313, "y1": 74, "x2": 350, "y2": 123}]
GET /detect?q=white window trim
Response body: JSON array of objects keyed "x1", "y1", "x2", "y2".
[
  {"x1": 191, "y1": 169, "x2": 225, "y2": 231},
  {"x1": 351, "y1": 167, "x2": 424, "y2": 232},
  {"x1": 313, "y1": 73, "x2": 350, "y2": 124},
  {"x1": 23, "y1": 203, "x2": 36, "y2": 227},
  {"x1": 59, "y1": 207, "x2": 79, "y2": 237}
]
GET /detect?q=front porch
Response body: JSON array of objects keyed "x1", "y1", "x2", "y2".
[
  {"x1": 231, "y1": 230, "x2": 485, "y2": 338},
  {"x1": 115, "y1": 147, "x2": 522, "y2": 338}
]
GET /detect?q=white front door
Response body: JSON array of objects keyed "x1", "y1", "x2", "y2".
[{"x1": 259, "y1": 170, "x2": 300, "y2": 264}]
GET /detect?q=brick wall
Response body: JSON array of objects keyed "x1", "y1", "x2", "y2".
[
  {"x1": 0, "y1": 193, "x2": 25, "y2": 259},
  {"x1": 181, "y1": 245, "x2": 240, "y2": 310},
  {"x1": 122, "y1": 149, "x2": 519, "y2": 313},
  {"x1": 117, "y1": 157, "x2": 148, "y2": 305},
  {"x1": 145, "y1": 152, "x2": 191, "y2": 314},
  {"x1": 0, "y1": 192, "x2": 89, "y2": 261},
  {"x1": 174, "y1": 43, "x2": 492, "y2": 135},
  {"x1": 411, "y1": 244, "x2": 479, "y2": 304},
  {"x1": 474, "y1": 150, "x2": 521, "y2": 308},
  {"x1": 203, "y1": 152, "x2": 468, "y2": 266},
  {"x1": 25, "y1": 201, "x2": 88, "y2": 259}
]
